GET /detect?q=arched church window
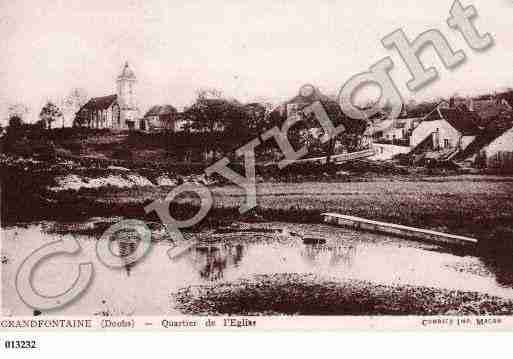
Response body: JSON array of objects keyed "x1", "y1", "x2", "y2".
[{"x1": 113, "y1": 104, "x2": 121, "y2": 126}]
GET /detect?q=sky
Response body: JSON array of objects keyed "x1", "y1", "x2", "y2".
[{"x1": 1, "y1": 0, "x2": 513, "y2": 125}]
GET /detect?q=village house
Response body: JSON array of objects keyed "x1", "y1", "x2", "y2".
[
  {"x1": 74, "y1": 62, "x2": 140, "y2": 130},
  {"x1": 468, "y1": 95, "x2": 507, "y2": 123},
  {"x1": 453, "y1": 112, "x2": 513, "y2": 167},
  {"x1": 370, "y1": 115, "x2": 422, "y2": 144},
  {"x1": 259, "y1": 85, "x2": 367, "y2": 161},
  {"x1": 478, "y1": 127, "x2": 513, "y2": 171},
  {"x1": 142, "y1": 105, "x2": 179, "y2": 131},
  {"x1": 281, "y1": 85, "x2": 365, "y2": 146},
  {"x1": 365, "y1": 108, "x2": 422, "y2": 160},
  {"x1": 450, "y1": 92, "x2": 513, "y2": 126},
  {"x1": 410, "y1": 102, "x2": 482, "y2": 155},
  {"x1": 460, "y1": 94, "x2": 511, "y2": 127},
  {"x1": 370, "y1": 142, "x2": 412, "y2": 161}
]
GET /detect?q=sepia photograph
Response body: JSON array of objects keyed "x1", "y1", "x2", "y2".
[{"x1": 1, "y1": 0, "x2": 513, "y2": 333}]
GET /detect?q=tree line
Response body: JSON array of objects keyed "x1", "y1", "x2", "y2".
[{"x1": 2, "y1": 86, "x2": 370, "y2": 163}]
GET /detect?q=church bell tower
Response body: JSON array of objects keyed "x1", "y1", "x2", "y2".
[{"x1": 116, "y1": 61, "x2": 138, "y2": 128}]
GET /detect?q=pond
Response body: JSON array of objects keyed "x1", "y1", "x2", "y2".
[{"x1": 2, "y1": 221, "x2": 513, "y2": 315}]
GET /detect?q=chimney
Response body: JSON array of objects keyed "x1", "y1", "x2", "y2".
[{"x1": 449, "y1": 97, "x2": 455, "y2": 108}]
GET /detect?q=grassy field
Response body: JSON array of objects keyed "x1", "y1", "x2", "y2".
[
  {"x1": 214, "y1": 180, "x2": 513, "y2": 240},
  {"x1": 2, "y1": 140, "x2": 512, "y2": 244},
  {"x1": 59, "y1": 176, "x2": 513, "y2": 244}
]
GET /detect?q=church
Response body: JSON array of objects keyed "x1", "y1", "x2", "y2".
[{"x1": 75, "y1": 62, "x2": 141, "y2": 130}]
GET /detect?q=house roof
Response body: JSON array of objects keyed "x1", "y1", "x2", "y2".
[
  {"x1": 80, "y1": 95, "x2": 118, "y2": 112},
  {"x1": 472, "y1": 100, "x2": 506, "y2": 124},
  {"x1": 366, "y1": 119, "x2": 394, "y2": 135},
  {"x1": 144, "y1": 104, "x2": 178, "y2": 117},
  {"x1": 404, "y1": 101, "x2": 438, "y2": 117},
  {"x1": 497, "y1": 91, "x2": 513, "y2": 109},
  {"x1": 442, "y1": 109, "x2": 482, "y2": 135},
  {"x1": 424, "y1": 107, "x2": 481, "y2": 136},
  {"x1": 279, "y1": 86, "x2": 367, "y2": 134},
  {"x1": 474, "y1": 94, "x2": 494, "y2": 101},
  {"x1": 454, "y1": 116, "x2": 513, "y2": 161},
  {"x1": 411, "y1": 132, "x2": 434, "y2": 154}
]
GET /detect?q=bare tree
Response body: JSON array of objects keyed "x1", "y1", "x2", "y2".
[
  {"x1": 7, "y1": 103, "x2": 30, "y2": 120},
  {"x1": 61, "y1": 88, "x2": 89, "y2": 127},
  {"x1": 39, "y1": 101, "x2": 63, "y2": 129}
]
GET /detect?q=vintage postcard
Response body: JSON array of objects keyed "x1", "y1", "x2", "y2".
[{"x1": 1, "y1": 0, "x2": 513, "y2": 335}]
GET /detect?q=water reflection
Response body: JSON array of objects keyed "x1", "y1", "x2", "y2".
[
  {"x1": 113, "y1": 228, "x2": 141, "y2": 276},
  {"x1": 300, "y1": 237, "x2": 356, "y2": 267},
  {"x1": 170, "y1": 232, "x2": 513, "y2": 302},
  {"x1": 182, "y1": 235, "x2": 361, "y2": 282},
  {"x1": 5, "y1": 223, "x2": 513, "y2": 316},
  {"x1": 77, "y1": 223, "x2": 513, "y2": 289},
  {"x1": 189, "y1": 243, "x2": 244, "y2": 281}
]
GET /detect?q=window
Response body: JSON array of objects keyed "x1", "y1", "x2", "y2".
[
  {"x1": 287, "y1": 104, "x2": 299, "y2": 118},
  {"x1": 444, "y1": 139, "x2": 450, "y2": 148},
  {"x1": 113, "y1": 104, "x2": 120, "y2": 126}
]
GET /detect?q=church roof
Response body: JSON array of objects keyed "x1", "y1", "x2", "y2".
[
  {"x1": 80, "y1": 95, "x2": 118, "y2": 112},
  {"x1": 118, "y1": 62, "x2": 136, "y2": 80}
]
